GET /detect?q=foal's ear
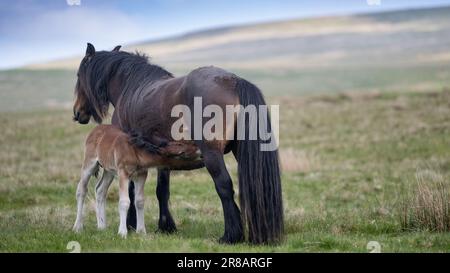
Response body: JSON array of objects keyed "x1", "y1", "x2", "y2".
[
  {"x1": 112, "y1": 45, "x2": 121, "y2": 52},
  {"x1": 86, "y1": 43, "x2": 96, "y2": 57}
]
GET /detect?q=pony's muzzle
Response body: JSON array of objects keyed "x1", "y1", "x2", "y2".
[
  {"x1": 73, "y1": 111, "x2": 80, "y2": 121},
  {"x1": 73, "y1": 111, "x2": 90, "y2": 124}
]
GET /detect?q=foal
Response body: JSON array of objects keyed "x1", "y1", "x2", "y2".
[{"x1": 72, "y1": 124, "x2": 201, "y2": 237}]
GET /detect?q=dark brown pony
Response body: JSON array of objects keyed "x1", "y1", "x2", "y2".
[{"x1": 73, "y1": 43, "x2": 283, "y2": 244}]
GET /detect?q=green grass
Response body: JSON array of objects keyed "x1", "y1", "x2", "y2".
[
  {"x1": 0, "y1": 69, "x2": 76, "y2": 112},
  {"x1": 1, "y1": 89, "x2": 450, "y2": 252},
  {"x1": 233, "y1": 63, "x2": 450, "y2": 96}
]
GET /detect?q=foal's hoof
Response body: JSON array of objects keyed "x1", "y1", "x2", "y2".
[
  {"x1": 219, "y1": 234, "x2": 245, "y2": 244},
  {"x1": 118, "y1": 229, "x2": 128, "y2": 238},
  {"x1": 97, "y1": 225, "x2": 107, "y2": 231},
  {"x1": 72, "y1": 224, "x2": 83, "y2": 233},
  {"x1": 136, "y1": 228, "x2": 147, "y2": 235}
]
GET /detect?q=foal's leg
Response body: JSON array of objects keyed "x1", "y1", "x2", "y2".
[
  {"x1": 73, "y1": 161, "x2": 98, "y2": 232},
  {"x1": 201, "y1": 150, "x2": 243, "y2": 244},
  {"x1": 134, "y1": 171, "x2": 148, "y2": 234},
  {"x1": 95, "y1": 170, "x2": 114, "y2": 230},
  {"x1": 117, "y1": 170, "x2": 131, "y2": 238},
  {"x1": 156, "y1": 168, "x2": 177, "y2": 233}
]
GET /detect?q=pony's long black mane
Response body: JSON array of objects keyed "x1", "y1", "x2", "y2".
[{"x1": 80, "y1": 50, "x2": 173, "y2": 123}]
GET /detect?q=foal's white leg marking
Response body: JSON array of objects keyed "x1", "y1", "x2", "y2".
[
  {"x1": 95, "y1": 170, "x2": 114, "y2": 230},
  {"x1": 117, "y1": 171, "x2": 130, "y2": 238},
  {"x1": 73, "y1": 162, "x2": 97, "y2": 232},
  {"x1": 134, "y1": 172, "x2": 147, "y2": 234}
]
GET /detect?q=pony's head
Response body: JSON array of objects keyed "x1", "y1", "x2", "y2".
[{"x1": 73, "y1": 43, "x2": 121, "y2": 124}]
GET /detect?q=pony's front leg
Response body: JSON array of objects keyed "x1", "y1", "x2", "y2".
[
  {"x1": 73, "y1": 162, "x2": 97, "y2": 232},
  {"x1": 156, "y1": 168, "x2": 177, "y2": 233},
  {"x1": 95, "y1": 170, "x2": 114, "y2": 230},
  {"x1": 117, "y1": 170, "x2": 131, "y2": 238},
  {"x1": 134, "y1": 171, "x2": 148, "y2": 234}
]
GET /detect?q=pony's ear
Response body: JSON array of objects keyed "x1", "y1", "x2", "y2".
[
  {"x1": 112, "y1": 45, "x2": 121, "y2": 52},
  {"x1": 86, "y1": 43, "x2": 96, "y2": 57}
]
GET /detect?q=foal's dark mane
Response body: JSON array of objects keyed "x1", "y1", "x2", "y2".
[{"x1": 79, "y1": 50, "x2": 173, "y2": 123}]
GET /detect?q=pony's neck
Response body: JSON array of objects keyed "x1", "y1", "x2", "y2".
[
  {"x1": 106, "y1": 76, "x2": 125, "y2": 107},
  {"x1": 105, "y1": 61, "x2": 173, "y2": 107}
]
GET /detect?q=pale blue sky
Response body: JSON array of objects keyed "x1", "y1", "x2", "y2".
[{"x1": 1, "y1": 0, "x2": 450, "y2": 69}]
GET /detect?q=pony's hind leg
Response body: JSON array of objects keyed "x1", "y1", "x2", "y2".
[
  {"x1": 73, "y1": 161, "x2": 98, "y2": 232},
  {"x1": 134, "y1": 171, "x2": 148, "y2": 234},
  {"x1": 201, "y1": 149, "x2": 243, "y2": 244},
  {"x1": 95, "y1": 170, "x2": 114, "y2": 230},
  {"x1": 117, "y1": 170, "x2": 131, "y2": 238}
]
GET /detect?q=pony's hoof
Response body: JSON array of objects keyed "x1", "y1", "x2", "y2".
[
  {"x1": 158, "y1": 217, "x2": 177, "y2": 233},
  {"x1": 157, "y1": 226, "x2": 177, "y2": 234},
  {"x1": 218, "y1": 234, "x2": 244, "y2": 244}
]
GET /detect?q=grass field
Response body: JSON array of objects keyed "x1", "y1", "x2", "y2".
[{"x1": 1, "y1": 89, "x2": 450, "y2": 252}]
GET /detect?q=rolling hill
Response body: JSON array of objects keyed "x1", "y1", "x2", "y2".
[{"x1": 1, "y1": 6, "x2": 450, "y2": 111}]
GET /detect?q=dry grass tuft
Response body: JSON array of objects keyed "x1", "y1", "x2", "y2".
[
  {"x1": 279, "y1": 148, "x2": 318, "y2": 173},
  {"x1": 400, "y1": 170, "x2": 450, "y2": 232}
]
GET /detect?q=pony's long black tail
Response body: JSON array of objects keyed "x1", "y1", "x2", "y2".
[{"x1": 235, "y1": 78, "x2": 284, "y2": 244}]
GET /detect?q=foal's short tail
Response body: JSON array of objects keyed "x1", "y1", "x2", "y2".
[
  {"x1": 235, "y1": 78, "x2": 284, "y2": 244},
  {"x1": 128, "y1": 129, "x2": 164, "y2": 154}
]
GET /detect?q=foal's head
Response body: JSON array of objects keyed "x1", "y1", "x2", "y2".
[{"x1": 73, "y1": 43, "x2": 121, "y2": 124}]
